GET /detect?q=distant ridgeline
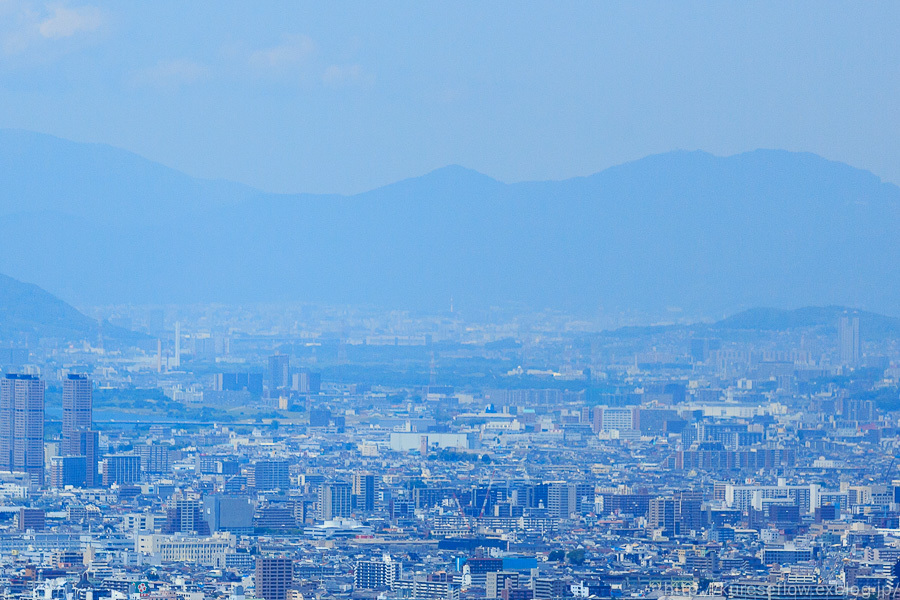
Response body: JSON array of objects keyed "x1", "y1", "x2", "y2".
[{"x1": 0, "y1": 130, "x2": 898, "y2": 314}]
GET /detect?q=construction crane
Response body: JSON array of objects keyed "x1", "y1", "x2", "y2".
[{"x1": 478, "y1": 469, "x2": 500, "y2": 519}]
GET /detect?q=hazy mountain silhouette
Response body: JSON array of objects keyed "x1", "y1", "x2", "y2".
[
  {"x1": 600, "y1": 306, "x2": 900, "y2": 341},
  {"x1": 0, "y1": 129, "x2": 255, "y2": 222},
  {"x1": 712, "y1": 306, "x2": 900, "y2": 339},
  {"x1": 0, "y1": 129, "x2": 898, "y2": 317},
  {"x1": 0, "y1": 273, "x2": 144, "y2": 345}
]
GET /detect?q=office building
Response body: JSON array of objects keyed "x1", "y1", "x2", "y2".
[
  {"x1": 18, "y1": 508, "x2": 45, "y2": 531},
  {"x1": 0, "y1": 374, "x2": 45, "y2": 485},
  {"x1": 256, "y1": 557, "x2": 293, "y2": 600},
  {"x1": 203, "y1": 495, "x2": 255, "y2": 534}
]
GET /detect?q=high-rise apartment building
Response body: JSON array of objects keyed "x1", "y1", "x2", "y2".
[
  {"x1": 101, "y1": 454, "x2": 141, "y2": 486},
  {"x1": 73, "y1": 430, "x2": 99, "y2": 488},
  {"x1": 213, "y1": 372, "x2": 264, "y2": 396},
  {"x1": 292, "y1": 371, "x2": 321, "y2": 394},
  {"x1": 649, "y1": 497, "x2": 677, "y2": 535},
  {"x1": 163, "y1": 498, "x2": 211, "y2": 535},
  {"x1": 486, "y1": 572, "x2": 519, "y2": 599},
  {"x1": 593, "y1": 407, "x2": 640, "y2": 434},
  {"x1": 839, "y1": 316, "x2": 860, "y2": 366},
  {"x1": 547, "y1": 482, "x2": 594, "y2": 519},
  {"x1": 0, "y1": 374, "x2": 45, "y2": 485},
  {"x1": 250, "y1": 460, "x2": 291, "y2": 492},
  {"x1": 62, "y1": 374, "x2": 92, "y2": 452},
  {"x1": 59, "y1": 374, "x2": 98, "y2": 488},
  {"x1": 256, "y1": 557, "x2": 293, "y2": 600},
  {"x1": 268, "y1": 354, "x2": 290, "y2": 392},
  {"x1": 353, "y1": 472, "x2": 377, "y2": 511},
  {"x1": 354, "y1": 556, "x2": 401, "y2": 590},
  {"x1": 137, "y1": 443, "x2": 171, "y2": 474},
  {"x1": 318, "y1": 482, "x2": 352, "y2": 520}
]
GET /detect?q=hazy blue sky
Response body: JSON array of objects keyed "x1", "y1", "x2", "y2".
[{"x1": 0, "y1": 1, "x2": 897, "y2": 194}]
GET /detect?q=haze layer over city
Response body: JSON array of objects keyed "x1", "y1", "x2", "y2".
[{"x1": 0, "y1": 5, "x2": 898, "y2": 600}]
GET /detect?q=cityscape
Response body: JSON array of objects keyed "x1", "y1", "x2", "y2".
[
  {"x1": 0, "y1": 4, "x2": 898, "y2": 600},
  {"x1": 0, "y1": 300, "x2": 894, "y2": 600}
]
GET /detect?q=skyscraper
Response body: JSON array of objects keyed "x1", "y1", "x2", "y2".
[
  {"x1": 839, "y1": 316, "x2": 860, "y2": 366},
  {"x1": 0, "y1": 374, "x2": 45, "y2": 485},
  {"x1": 61, "y1": 374, "x2": 98, "y2": 487},
  {"x1": 62, "y1": 374, "x2": 92, "y2": 453}
]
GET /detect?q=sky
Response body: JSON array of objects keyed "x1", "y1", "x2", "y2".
[{"x1": 0, "y1": 1, "x2": 898, "y2": 195}]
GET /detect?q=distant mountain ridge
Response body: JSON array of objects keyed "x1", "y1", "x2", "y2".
[
  {"x1": 712, "y1": 306, "x2": 900, "y2": 339},
  {"x1": 601, "y1": 305, "x2": 900, "y2": 341},
  {"x1": 0, "y1": 273, "x2": 144, "y2": 345},
  {"x1": 0, "y1": 129, "x2": 898, "y2": 316},
  {"x1": 0, "y1": 128, "x2": 256, "y2": 222}
]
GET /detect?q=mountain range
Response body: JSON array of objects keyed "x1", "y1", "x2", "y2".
[{"x1": 0, "y1": 129, "x2": 898, "y2": 317}]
